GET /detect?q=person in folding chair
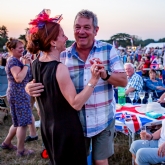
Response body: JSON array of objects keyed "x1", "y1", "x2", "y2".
[
  {"x1": 146, "y1": 69, "x2": 165, "y2": 99},
  {"x1": 124, "y1": 63, "x2": 143, "y2": 103},
  {"x1": 130, "y1": 119, "x2": 165, "y2": 165}
]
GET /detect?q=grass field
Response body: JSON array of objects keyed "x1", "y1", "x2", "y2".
[{"x1": 0, "y1": 109, "x2": 134, "y2": 165}]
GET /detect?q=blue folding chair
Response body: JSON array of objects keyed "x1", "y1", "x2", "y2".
[
  {"x1": 136, "y1": 70, "x2": 142, "y2": 76},
  {"x1": 162, "y1": 70, "x2": 165, "y2": 85},
  {"x1": 0, "y1": 66, "x2": 8, "y2": 97},
  {"x1": 0, "y1": 66, "x2": 9, "y2": 111}
]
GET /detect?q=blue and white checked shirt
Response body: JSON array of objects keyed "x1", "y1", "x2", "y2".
[
  {"x1": 125, "y1": 73, "x2": 143, "y2": 101},
  {"x1": 60, "y1": 40, "x2": 125, "y2": 137}
]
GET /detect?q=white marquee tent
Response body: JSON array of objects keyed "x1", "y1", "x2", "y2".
[
  {"x1": 118, "y1": 46, "x2": 125, "y2": 50},
  {"x1": 145, "y1": 42, "x2": 165, "y2": 53}
]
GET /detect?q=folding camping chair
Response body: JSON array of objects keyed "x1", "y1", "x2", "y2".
[{"x1": 0, "y1": 66, "x2": 9, "y2": 123}]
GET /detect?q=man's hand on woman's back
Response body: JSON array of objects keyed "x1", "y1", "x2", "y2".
[{"x1": 25, "y1": 79, "x2": 44, "y2": 97}]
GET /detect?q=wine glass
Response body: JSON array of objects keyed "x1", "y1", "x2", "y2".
[
  {"x1": 139, "y1": 91, "x2": 145, "y2": 104},
  {"x1": 141, "y1": 126, "x2": 147, "y2": 144},
  {"x1": 128, "y1": 92, "x2": 135, "y2": 105}
]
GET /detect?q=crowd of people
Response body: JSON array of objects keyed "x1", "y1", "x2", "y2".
[
  {"x1": 123, "y1": 63, "x2": 165, "y2": 104},
  {"x1": 117, "y1": 46, "x2": 165, "y2": 77},
  {"x1": 0, "y1": 8, "x2": 165, "y2": 165}
]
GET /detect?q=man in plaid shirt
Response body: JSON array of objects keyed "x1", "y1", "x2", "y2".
[
  {"x1": 26, "y1": 9, "x2": 127, "y2": 165},
  {"x1": 124, "y1": 63, "x2": 143, "y2": 102}
]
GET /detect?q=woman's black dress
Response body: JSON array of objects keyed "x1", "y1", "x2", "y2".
[{"x1": 32, "y1": 59, "x2": 87, "y2": 165}]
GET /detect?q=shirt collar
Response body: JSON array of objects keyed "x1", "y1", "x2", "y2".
[
  {"x1": 67, "y1": 40, "x2": 99, "y2": 58},
  {"x1": 128, "y1": 72, "x2": 136, "y2": 79}
]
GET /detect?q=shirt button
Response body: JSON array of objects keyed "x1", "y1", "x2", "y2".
[{"x1": 84, "y1": 79, "x2": 86, "y2": 81}]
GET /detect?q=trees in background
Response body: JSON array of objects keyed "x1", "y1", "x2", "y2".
[
  {"x1": 0, "y1": 25, "x2": 8, "y2": 38},
  {"x1": 0, "y1": 25, "x2": 8, "y2": 52},
  {"x1": 158, "y1": 38, "x2": 165, "y2": 43},
  {"x1": 0, "y1": 25, "x2": 165, "y2": 51},
  {"x1": 110, "y1": 33, "x2": 132, "y2": 47},
  {"x1": 18, "y1": 28, "x2": 29, "y2": 43},
  {"x1": 109, "y1": 33, "x2": 158, "y2": 48}
]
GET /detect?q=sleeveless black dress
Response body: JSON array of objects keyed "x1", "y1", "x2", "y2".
[{"x1": 32, "y1": 59, "x2": 87, "y2": 165}]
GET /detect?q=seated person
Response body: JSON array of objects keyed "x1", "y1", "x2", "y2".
[
  {"x1": 150, "y1": 53, "x2": 156, "y2": 63},
  {"x1": 130, "y1": 119, "x2": 165, "y2": 165},
  {"x1": 158, "y1": 92, "x2": 165, "y2": 103},
  {"x1": 146, "y1": 69, "x2": 165, "y2": 98},
  {"x1": 157, "y1": 92, "x2": 165, "y2": 108},
  {"x1": 134, "y1": 60, "x2": 139, "y2": 69},
  {"x1": 137, "y1": 56, "x2": 150, "y2": 77},
  {"x1": 124, "y1": 63, "x2": 143, "y2": 103}
]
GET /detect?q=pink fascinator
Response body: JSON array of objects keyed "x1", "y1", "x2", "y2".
[{"x1": 29, "y1": 9, "x2": 63, "y2": 34}]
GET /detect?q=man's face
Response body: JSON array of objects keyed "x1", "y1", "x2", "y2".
[
  {"x1": 124, "y1": 65, "x2": 134, "y2": 77},
  {"x1": 74, "y1": 16, "x2": 98, "y2": 49}
]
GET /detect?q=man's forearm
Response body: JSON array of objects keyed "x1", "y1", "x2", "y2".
[
  {"x1": 125, "y1": 87, "x2": 135, "y2": 95},
  {"x1": 107, "y1": 72, "x2": 127, "y2": 87}
]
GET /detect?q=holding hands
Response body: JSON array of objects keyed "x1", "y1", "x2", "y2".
[
  {"x1": 90, "y1": 58, "x2": 107, "y2": 79},
  {"x1": 25, "y1": 58, "x2": 107, "y2": 97}
]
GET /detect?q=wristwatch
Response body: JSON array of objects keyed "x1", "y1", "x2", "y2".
[
  {"x1": 101, "y1": 70, "x2": 112, "y2": 81},
  {"x1": 24, "y1": 64, "x2": 30, "y2": 68}
]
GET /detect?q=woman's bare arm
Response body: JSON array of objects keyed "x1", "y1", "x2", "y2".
[{"x1": 56, "y1": 63, "x2": 100, "y2": 110}]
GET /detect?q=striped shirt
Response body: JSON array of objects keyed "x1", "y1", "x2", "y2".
[
  {"x1": 60, "y1": 40, "x2": 125, "y2": 137},
  {"x1": 125, "y1": 73, "x2": 143, "y2": 101}
]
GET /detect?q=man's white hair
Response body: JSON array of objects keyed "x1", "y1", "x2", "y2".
[{"x1": 124, "y1": 63, "x2": 135, "y2": 71}]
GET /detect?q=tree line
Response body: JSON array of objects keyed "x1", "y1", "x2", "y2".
[{"x1": 0, "y1": 25, "x2": 165, "y2": 52}]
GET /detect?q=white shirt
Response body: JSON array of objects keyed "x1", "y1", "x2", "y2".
[{"x1": 158, "y1": 119, "x2": 165, "y2": 147}]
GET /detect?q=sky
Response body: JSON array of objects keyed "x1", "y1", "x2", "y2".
[{"x1": 0, "y1": 0, "x2": 165, "y2": 41}]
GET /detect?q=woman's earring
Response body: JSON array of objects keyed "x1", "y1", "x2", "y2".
[{"x1": 54, "y1": 42, "x2": 57, "y2": 49}]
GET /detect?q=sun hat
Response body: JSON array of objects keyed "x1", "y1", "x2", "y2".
[{"x1": 135, "y1": 102, "x2": 165, "y2": 114}]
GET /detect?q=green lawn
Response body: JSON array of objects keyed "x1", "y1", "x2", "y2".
[{"x1": 0, "y1": 110, "x2": 133, "y2": 165}]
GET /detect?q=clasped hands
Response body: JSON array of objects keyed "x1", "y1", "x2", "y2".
[
  {"x1": 21, "y1": 53, "x2": 32, "y2": 65},
  {"x1": 25, "y1": 58, "x2": 107, "y2": 97},
  {"x1": 89, "y1": 58, "x2": 107, "y2": 79}
]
